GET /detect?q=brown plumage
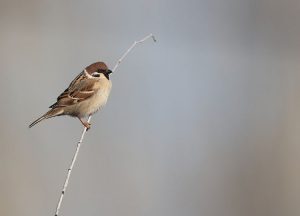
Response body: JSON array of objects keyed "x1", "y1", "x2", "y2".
[{"x1": 29, "y1": 62, "x2": 112, "y2": 129}]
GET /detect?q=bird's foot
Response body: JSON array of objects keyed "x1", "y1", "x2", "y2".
[
  {"x1": 78, "y1": 117, "x2": 91, "y2": 130},
  {"x1": 83, "y1": 122, "x2": 91, "y2": 130}
]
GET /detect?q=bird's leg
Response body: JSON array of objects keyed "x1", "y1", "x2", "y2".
[{"x1": 78, "y1": 117, "x2": 91, "y2": 130}]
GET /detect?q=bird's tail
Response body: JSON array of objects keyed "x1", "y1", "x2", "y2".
[{"x1": 29, "y1": 108, "x2": 64, "y2": 128}]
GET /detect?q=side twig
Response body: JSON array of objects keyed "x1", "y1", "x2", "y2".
[{"x1": 54, "y1": 33, "x2": 156, "y2": 216}]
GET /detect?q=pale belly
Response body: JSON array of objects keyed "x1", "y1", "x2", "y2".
[{"x1": 64, "y1": 82, "x2": 112, "y2": 117}]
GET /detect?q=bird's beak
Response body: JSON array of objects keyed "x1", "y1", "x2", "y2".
[{"x1": 107, "y1": 69, "x2": 112, "y2": 74}]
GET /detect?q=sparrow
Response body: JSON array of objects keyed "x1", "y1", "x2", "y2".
[{"x1": 29, "y1": 62, "x2": 112, "y2": 129}]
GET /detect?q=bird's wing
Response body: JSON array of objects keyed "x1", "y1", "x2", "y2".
[{"x1": 49, "y1": 72, "x2": 101, "y2": 108}]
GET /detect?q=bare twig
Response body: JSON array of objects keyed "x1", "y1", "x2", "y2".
[
  {"x1": 54, "y1": 33, "x2": 156, "y2": 216},
  {"x1": 112, "y1": 33, "x2": 156, "y2": 72},
  {"x1": 54, "y1": 117, "x2": 90, "y2": 216}
]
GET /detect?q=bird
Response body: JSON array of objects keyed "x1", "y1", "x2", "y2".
[{"x1": 29, "y1": 62, "x2": 112, "y2": 129}]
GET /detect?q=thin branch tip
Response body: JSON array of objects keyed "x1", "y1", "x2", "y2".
[
  {"x1": 111, "y1": 33, "x2": 156, "y2": 73},
  {"x1": 151, "y1": 34, "x2": 157, "y2": 42}
]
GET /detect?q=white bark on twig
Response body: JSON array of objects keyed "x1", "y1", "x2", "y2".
[
  {"x1": 112, "y1": 33, "x2": 156, "y2": 72},
  {"x1": 54, "y1": 33, "x2": 156, "y2": 216}
]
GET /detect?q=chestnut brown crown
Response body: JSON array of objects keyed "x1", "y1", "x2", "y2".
[
  {"x1": 85, "y1": 62, "x2": 112, "y2": 73},
  {"x1": 85, "y1": 62, "x2": 112, "y2": 79}
]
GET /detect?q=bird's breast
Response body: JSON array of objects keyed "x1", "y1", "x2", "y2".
[{"x1": 70, "y1": 80, "x2": 112, "y2": 117}]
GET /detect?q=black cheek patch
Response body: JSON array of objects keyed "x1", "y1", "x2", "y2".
[{"x1": 91, "y1": 72, "x2": 100, "y2": 77}]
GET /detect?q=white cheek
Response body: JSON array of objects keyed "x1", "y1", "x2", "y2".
[
  {"x1": 91, "y1": 72, "x2": 100, "y2": 77},
  {"x1": 99, "y1": 73, "x2": 109, "y2": 80}
]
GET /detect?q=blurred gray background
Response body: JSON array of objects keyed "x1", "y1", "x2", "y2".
[{"x1": 1, "y1": 0, "x2": 300, "y2": 216}]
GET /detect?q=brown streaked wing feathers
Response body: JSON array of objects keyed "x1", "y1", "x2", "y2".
[{"x1": 49, "y1": 72, "x2": 99, "y2": 108}]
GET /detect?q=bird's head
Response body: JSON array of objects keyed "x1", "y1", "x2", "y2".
[{"x1": 85, "y1": 62, "x2": 112, "y2": 80}]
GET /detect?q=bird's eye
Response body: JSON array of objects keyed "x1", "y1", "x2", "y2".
[{"x1": 91, "y1": 72, "x2": 100, "y2": 77}]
